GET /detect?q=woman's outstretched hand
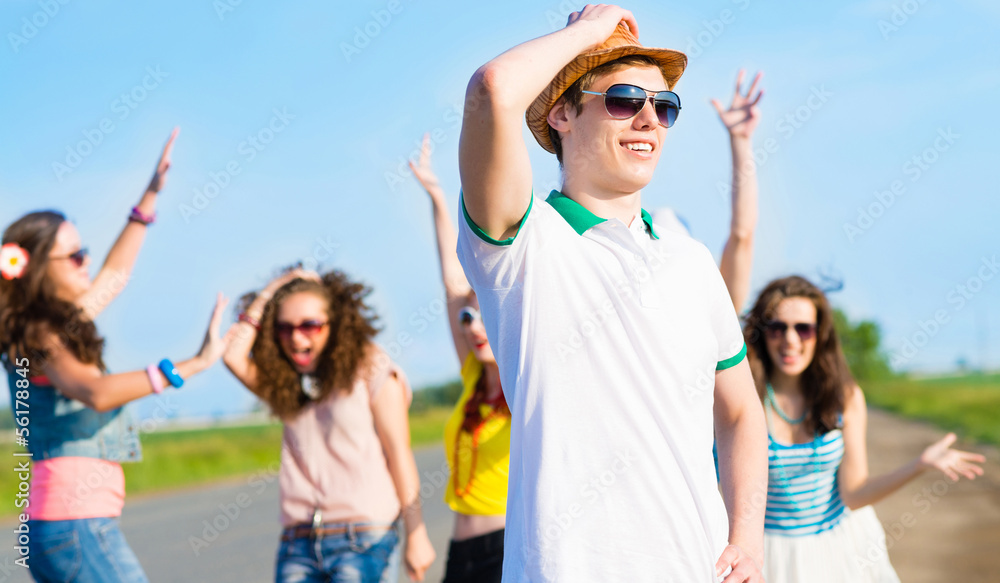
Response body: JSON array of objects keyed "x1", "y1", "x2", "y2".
[
  {"x1": 197, "y1": 292, "x2": 235, "y2": 367},
  {"x1": 919, "y1": 433, "x2": 986, "y2": 482},
  {"x1": 147, "y1": 127, "x2": 179, "y2": 194}
]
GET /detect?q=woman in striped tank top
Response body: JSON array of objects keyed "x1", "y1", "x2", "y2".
[{"x1": 743, "y1": 276, "x2": 985, "y2": 583}]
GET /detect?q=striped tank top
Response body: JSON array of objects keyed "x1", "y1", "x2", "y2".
[{"x1": 765, "y1": 429, "x2": 846, "y2": 536}]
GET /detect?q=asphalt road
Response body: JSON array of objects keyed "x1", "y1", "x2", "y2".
[
  {"x1": 0, "y1": 446, "x2": 453, "y2": 583},
  {"x1": 3, "y1": 413, "x2": 998, "y2": 582}
]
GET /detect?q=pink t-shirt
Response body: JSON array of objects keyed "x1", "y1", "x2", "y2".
[
  {"x1": 28, "y1": 457, "x2": 126, "y2": 520},
  {"x1": 279, "y1": 349, "x2": 411, "y2": 527}
]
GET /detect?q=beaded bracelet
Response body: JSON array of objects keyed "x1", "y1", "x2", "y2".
[
  {"x1": 239, "y1": 312, "x2": 262, "y2": 331},
  {"x1": 129, "y1": 206, "x2": 156, "y2": 226}
]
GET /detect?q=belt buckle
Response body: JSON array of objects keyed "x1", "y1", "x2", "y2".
[{"x1": 311, "y1": 508, "x2": 322, "y2": 539}]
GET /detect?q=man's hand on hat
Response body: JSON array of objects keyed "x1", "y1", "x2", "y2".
[
  {"x1": 711, "y1": 70, "x2": 764, "y2": 140},
  {"x1": 565, "y1": 4, "x2": 639, "y2": 48}
]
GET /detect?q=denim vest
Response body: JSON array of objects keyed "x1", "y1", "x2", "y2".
[{"x1": 5, "y1": 359, "x2": 142, "y2": 462}]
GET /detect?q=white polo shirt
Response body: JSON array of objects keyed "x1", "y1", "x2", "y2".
[{"x1": 457, "y1": 190, "x2": 747, "y2": 583}]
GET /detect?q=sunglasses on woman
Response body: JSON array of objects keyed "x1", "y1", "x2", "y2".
[
  {"x1": 50, "y1": 248, "x2": 89, "y2": 268},
  {"x1": 580, "y1": 84, "x2": 682, "y2": 128},
  {"x1": 458, "y1": 307, "x2": 481, "y2": 325},
  {"x1": 764, "y1": 321, "x2": 817, "y2": 341},
  {"x1": 275, "y1": 319, "x2": 328, "y2": 339}
]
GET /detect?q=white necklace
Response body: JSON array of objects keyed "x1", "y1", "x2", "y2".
[{"x1": 301, "y1": 374, "x2": 321, "y2": 400}]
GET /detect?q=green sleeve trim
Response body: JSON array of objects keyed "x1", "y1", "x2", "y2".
[
  {"x1": 716, "y1": 342, "x2": 747, "y2": 371},
  {"x1": 460, "y1": 191, "x2": 533, "y2": 247}
]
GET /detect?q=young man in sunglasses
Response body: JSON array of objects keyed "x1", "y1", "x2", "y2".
[{"x1": 456, "y1": 5, "x2": 767, "y2": 583}]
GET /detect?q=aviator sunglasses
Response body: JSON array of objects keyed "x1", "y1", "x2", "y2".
[
  {"x1": 275, "y1": 319, "x2": 329, "y2": 340},
  {"x1": 764, "y1": 320, "x2": 817, "y2": 341},
  {"x1": 50, "y1": 248, "x2": 89, "y2": 268},
  {"x1": 580, "y1": 84, "x2": 682, "y2": 128},
  {"x1": 458, "y1": 307, "x2": 481, "y2": 325}
]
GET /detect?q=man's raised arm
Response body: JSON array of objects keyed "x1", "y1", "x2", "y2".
[{"x1": 458, "y1": 5, "x2": 639, "y2": 241}]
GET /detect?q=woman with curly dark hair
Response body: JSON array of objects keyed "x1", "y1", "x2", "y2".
[
  {"x1": 744, "y1": 275, "x2": 984, "y2": 583},
  {"x1": 224, "y1": 267, "x2": 435, "y2": 583},
  {"x1": 0, "y1": 129, "x2": 232, "y2": 583}
]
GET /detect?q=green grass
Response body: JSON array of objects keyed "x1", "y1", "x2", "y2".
[
  {"x1": 408, "y1": 406, "x2": 453, "y2": 446},
  {"x1": 863, "y1": 373, "x2": 1000, "y2": 445},
  {"x1": 121, "y1": 424, "x2": 286, "y2": 493},
  {"x1": 0, "y1": 406, "x2": 452, "y2": 519}
]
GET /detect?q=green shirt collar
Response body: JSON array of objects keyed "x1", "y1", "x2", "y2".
[
  {"x1": 640, "y1": 208, "x2": 659, "y2": 240},
  {"x1": 545, "y1": 190, "x2": 659, "y2": 240}
]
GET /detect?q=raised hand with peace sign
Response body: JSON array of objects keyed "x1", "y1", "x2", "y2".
[
  {"x1": 715, "y1": 70, "x2": 764, "y2": 314},
  {"x1": 712, "y1": 69, "x2": 764, "y2": 139}
]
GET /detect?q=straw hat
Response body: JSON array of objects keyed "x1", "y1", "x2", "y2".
[{"x1": 526, "y1": 23, "x2": 687, "y2": 154}]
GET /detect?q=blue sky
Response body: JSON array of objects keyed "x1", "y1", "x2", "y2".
[{"x1": 2, "y1": 0, "x2": 998, "y2": 419}]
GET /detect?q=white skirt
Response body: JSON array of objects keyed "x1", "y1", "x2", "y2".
[{"x1": 763, "y1": 506, "x2": 900, "y2": 583}]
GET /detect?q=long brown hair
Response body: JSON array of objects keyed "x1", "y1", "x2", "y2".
[
  {"x1": 0, "y1": 211, "x2": 105, "y2": 369},
  {"x1": 239, "y1": 269, "x2": 379, "y2": 419},
  {"x1": 744, "y1": 276, "x2": 852, "y2": 434}
]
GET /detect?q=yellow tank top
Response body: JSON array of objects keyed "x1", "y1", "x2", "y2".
[{"x1": 443, "y1": 352, "x2": 510, "y2": 515}]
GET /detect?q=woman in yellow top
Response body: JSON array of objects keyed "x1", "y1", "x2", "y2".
[{"x1": 410, "y1": 135, "x2": 510, "y2": 583}]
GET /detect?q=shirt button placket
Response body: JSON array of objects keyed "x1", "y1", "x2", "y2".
[{"x1": 632, "y1": 246, "x2": 659, "y2": 309}]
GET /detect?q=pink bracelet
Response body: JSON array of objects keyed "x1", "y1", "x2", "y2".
[
  {"x1": 129, "y1": 206, "x2": 156, "y2": 225},
  {"x1": 146, "y1": 364, "x2": 166, "y2": 394}
]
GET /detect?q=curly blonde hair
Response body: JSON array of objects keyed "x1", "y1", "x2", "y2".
[{"x1": 239, "y1": 269, "x2": 380, "y2": 419}]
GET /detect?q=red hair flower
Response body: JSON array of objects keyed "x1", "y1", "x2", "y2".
[{"x1": 0, "y1": 243, "x2": 30, "y2": 280}]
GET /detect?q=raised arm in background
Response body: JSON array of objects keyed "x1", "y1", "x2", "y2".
[
  {"x1": 713, "y1": 71, "x2": 763, "y2": 313},
  {"x1": 77, "y1": 128, "x2": 179, "y2": 319},
  {"x1": 408, "y1": 135, "x2": 477, "y2": 363}
]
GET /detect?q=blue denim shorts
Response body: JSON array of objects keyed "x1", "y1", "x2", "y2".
[
  {"x1": 27, "y1": 518, "x2": 149, "y2": 583},
  {"x1": 275, "y1": 519, "x2": 401, "y2": 583}
]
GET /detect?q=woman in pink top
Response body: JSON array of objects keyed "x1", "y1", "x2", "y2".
[
  {"x1": 0, "y1": 129, "x2": 232, "y2": 583},
  {"x1": 224, "y1": 267, "x2": 436, "y2": 583}
]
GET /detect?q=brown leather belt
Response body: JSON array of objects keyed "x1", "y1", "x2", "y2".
[{"x1": 280, "y1": 522, "x2": 391, "y2": 542}]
